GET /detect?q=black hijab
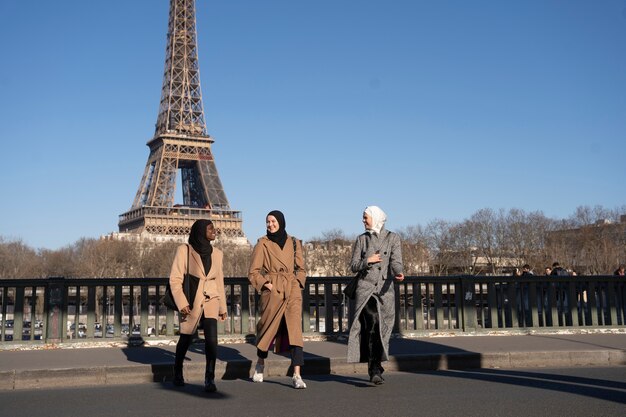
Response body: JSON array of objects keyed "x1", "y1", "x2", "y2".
[
  {"x1": 266, "y1": 210, "x2": 288, "y2": 250},
  {"x1": 188, "y1": 219, "x2": 213, "y2": 275}
]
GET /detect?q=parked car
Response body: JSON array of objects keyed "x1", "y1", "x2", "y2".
[
  {"x1": 69, "y1": 323, "x2": 87, "y2": 338},
  {"x1": 94, "y1": 323, "x2": 103, "y2": 338}
]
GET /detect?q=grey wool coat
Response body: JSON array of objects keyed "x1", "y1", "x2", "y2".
[
  {"x1": 347, "y1": 228, "x2": 403, "y2": 363},
  {"x1": 248, "y1": 235, "x2": 306, "y2": 352}
]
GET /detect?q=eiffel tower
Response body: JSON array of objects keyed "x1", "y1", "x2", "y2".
[{"x1": 118, "y1": 0, "x2": 245, "y2": 243}]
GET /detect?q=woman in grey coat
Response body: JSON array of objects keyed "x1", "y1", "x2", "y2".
[{"x1": 347, "y1": 206, "x2": 404, "y2": 385}]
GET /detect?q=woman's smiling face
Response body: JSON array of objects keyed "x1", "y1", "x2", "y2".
[
  {"x1": 266, "y1": 215, "x2": 280, "y2": 233},
  {"x1": 362, "y1": 212, "x2": 373, "y2": 230}
]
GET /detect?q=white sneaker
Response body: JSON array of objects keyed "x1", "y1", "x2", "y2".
[
  {"x1": 252, "y1": 364, "x2": 264, "y2": 383},
  {"x1": 292, "y1": 374, "x2": 307, "y2": 389}
]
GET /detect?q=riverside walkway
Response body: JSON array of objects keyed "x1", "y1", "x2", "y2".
[{"x1": 1, "y1": 332, "x2": 625, "y2": 390}]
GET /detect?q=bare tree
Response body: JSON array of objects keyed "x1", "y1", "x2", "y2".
[
  {"x1": 216, "y1": 241, "x2": 253, "y2": 277},
  {"x1": 2, "y1": 204, "x2": 625, "y2": 279},
  {"x1": 0, "y1": 238, "x2": 42, "y2": 278},
  {"x1": 396, "y1": 225, "x2": 430, "y2": 275},
  {"x1": 306, "y1": 229, "x2": 353, "y2": 277},
  {"x1": 423, "y1": 219, "x2": 458, "y2": 275}
]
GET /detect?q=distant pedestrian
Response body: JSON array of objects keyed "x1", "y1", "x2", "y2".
[
  {"x1": 347, "y1": 206, "x2": 404, "y2": 385},
  {"x1": 518, "y1": 264, "x2": 534, "y2": 326},
  {"x1": 551, "y1": 262, "x2": 572, "y2": 326},
  {"x1": 248, "y1": 210, "x2": 307, "y2": 389},
  {"x1": 551, "y1": 262, "x2": 569, "y2": 277},
  {"x1": 171, "y1": 219, "x2": 227, "y2": 392},
  {"x1": 614, "y1": 265, "x2": 626, "y2": 325},
  {"x1": 521, "y1": 264, "x2": 533, "y2": 276}
]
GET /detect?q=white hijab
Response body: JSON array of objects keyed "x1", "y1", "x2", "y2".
[{"x1": 364, "y1": 205, "x2": 387, "y2": 235}]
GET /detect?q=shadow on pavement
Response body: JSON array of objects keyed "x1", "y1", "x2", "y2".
[
  {"x1": 188, "y1": 343, "x2": 253, "y2": 380},
  {"x1": 305, "y1": 374, "x2": 373, "y2": 388},
  {"x1": 154, "y1": 381, "x2": 233, "y2": 399},
  {"x1": 432, "y1": 368, "x2": 626, "y2": 405},
  {"x1": 325, "y1": 335, "x2": 480, "y2": 372}
]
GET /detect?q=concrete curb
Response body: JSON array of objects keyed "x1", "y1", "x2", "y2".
[{"x1": 2, "y1": 349, "x2": 624, "y2": 390}]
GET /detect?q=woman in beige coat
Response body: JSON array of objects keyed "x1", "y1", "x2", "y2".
[
  {"x1": 248, "y1": 210, "x2": 307, "y2": 389},
  {"x1": 170, "y1": 219, "x2": 227, "y2": 392}
]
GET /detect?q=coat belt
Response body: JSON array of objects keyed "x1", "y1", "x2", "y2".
[{"x1": 268, "y1": 272, "x2": 294, "y2": 299}]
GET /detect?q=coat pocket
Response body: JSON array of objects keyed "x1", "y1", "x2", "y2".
[{"x1": 203, "y1": 279, "x2": 218, "y2": 298}]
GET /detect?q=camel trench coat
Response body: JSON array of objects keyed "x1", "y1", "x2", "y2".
[
  {"x1": 248, "y1": 236, "x2": 306, "y2": 351},
  {"x1": 169, "y1": 244, "x2": 227, "y2": 335}
]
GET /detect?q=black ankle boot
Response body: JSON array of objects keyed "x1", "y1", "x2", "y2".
[
  {"x1": 204, "y1": 377, "x2": 216, "y2": 393},
  {"x1": 173, "y1": 364, "x2": 185, "y2": 387},
  {"x1": 204, "y1": 359, "x2": 216, "y2": 392},
  {"x1": 369, "y1": 361, "x2": 384, "y2": 385}
]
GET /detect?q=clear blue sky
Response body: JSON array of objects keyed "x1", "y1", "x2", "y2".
[{"x1": 1, "y1": 0, "x2": 625, "y2": 250}]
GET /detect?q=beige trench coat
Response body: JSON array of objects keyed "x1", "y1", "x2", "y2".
[
  {"x1": 248, "y1": 236, "x2": 306, "y2": 351},
  {"x1": 169, "y1": 244, "x2": 227, "y2": 335}
]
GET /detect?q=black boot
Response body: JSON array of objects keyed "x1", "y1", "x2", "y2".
[
  {"x1": 204, "y1": 318, "x2": 218, "y2": 393},
  {"x1": 173, "y1": 363, "x2": 185, "y2": 387},
  {"x1": 369, "y1": 361, "x2": 384, "y2": 385},
  {"x1": 173, "y1": 334, "x2": 192, "y2": 387},
  {"x1": 204, "y1": 359, "x2": 217, "y2": 392}
]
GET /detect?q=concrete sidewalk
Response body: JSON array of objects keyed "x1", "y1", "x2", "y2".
[{"x1": 1, "y1": 333, "x2": 625, "y2": 390}]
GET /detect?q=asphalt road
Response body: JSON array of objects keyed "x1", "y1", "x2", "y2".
[{"x1": 1, "y1": 367, "x2": 625, "y2": 417}]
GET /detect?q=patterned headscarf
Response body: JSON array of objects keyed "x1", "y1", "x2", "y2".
[{"x1": 364, "y1": 206, "x2": 387, "y2": 235}]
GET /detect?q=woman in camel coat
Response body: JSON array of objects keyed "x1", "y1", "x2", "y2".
[
  {"x1": 170, "y1": 219, "x2": 227, "y2": 392},
  {"x1": 248, "y1": 210, "x2": 307, "y2": 389}
]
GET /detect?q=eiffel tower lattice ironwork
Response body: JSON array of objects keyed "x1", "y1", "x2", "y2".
[{"x1": 118, "y1": 0, "x2": 245, "y2": 241}]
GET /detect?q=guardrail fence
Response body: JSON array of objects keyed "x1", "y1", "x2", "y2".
[{"x1": 1, "y1": 275, "x2": 624, "y2": 344}]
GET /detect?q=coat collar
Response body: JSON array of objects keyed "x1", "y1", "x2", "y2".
[
  {"x1": 261, "y1": 235, "x2": 292, "y2": 270},
  {"x1": 188, "y1": 244, "x2": 216, "y2": 278}
]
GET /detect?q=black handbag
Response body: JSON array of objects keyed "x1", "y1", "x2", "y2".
[
  {"x1": 343, "y1": 271, "x2": 362, "y2": 299},
  {"x1": 161, "y1": 245, "x2": 199, "y2": 311}
]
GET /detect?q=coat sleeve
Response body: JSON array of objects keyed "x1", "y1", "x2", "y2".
[
  {"x1": 389, "y1": 233, "x2": 404, "y2": 276},
  {"x1": 350, "y1": 235, "x2": 369, "y2": 274},
  {"x1": 294, "y1": 238, "x2": 306, "y2": 288},
  {"x1": 169, "y1": 244, "x2": 190, "y2": 310},
  {"x1": 248, "y1": 240, "x2": 269, "y2": 292},
  {"x1": 215, "y1": 250, "x2": 227, "y2": 315}
]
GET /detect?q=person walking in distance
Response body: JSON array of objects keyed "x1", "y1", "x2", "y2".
[
  {"x1": 248, "y1": 210, "x2": 308, "y2": 389},
  {"x1": 170, "y1": 219, "x2": 227, "y2": 392},
  {"x1": 347, "y1": 206, "x2": 404, "y2": 385}
]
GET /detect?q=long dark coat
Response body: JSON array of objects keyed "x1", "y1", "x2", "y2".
[
  {"x1": 248, "y1": 235, "x2": 306, "y2": 351},
  {"x1": 347, "y1": 229, "x2": 403, "y2": 363},
  {"x1": 169, "y1": 244, "x2": 227, "y2": 335}
]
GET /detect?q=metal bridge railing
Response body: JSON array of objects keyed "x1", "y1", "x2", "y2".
[{"x1": 1, "y1": 276, "x2": 624, "y2": 345}]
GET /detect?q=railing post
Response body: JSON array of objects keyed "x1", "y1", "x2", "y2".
[
  {"x1": 302, "y1": 284, "x2": 310, "y2": 333},
  {"x1": 114, "y1": 285, "x2": 123, "y2": 338},
  {"x1": 460, "y1": 276, "x2": 477, "y2": 332},
  {"x1": 240, "y1": 283, "x2": 250, "y2": 335},
  {"x1": 393, "y1": 281, "x2": 401, "y2": 334},
  {"x1": 324, "y1": 282, "x2": 334, "y2": 334},
  {"x1": 45, "y1": 277, "x2": 66, "y2": 343},
  {"x1": 86, "y1": 286, "x2": 96, "y2": 338}
]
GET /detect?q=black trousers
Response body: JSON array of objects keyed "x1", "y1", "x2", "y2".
[
  {"x1": 257, "y1": 345, "x2": 304, "y2": 367},
  {"x1": 359, "y1": 296, "x2": 384, "y2": 376},
  {"x1": 175, "y1": 316, "x2": 218, "y2": 377}
]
